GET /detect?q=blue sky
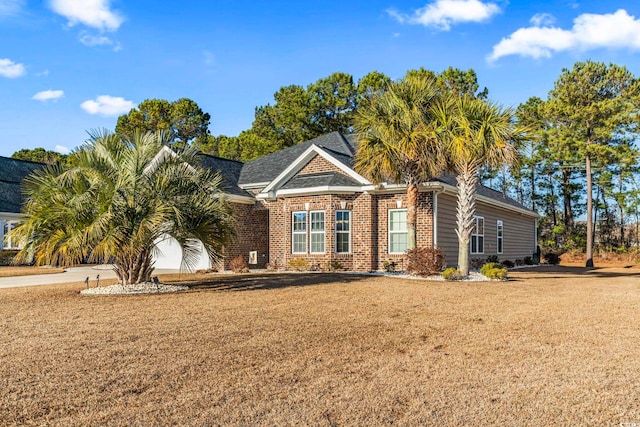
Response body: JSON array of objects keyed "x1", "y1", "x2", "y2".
[{"x1": 2, "y1": 0, "x2": 640, "y2": 157}]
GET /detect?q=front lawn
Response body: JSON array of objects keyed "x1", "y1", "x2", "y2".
[{"x1": 1, "y1": 268, "x2": 639, "y2": 425}]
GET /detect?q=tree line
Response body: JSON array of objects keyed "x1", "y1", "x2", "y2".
[{"x1": 13, "y1": 61, "x2": 640, "y2": 265}]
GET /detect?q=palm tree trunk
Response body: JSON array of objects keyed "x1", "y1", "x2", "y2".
[
  {"x1": 456, "y1": 163, "x2": 477, "y2": 276},
  {"x1": 113, "y1": 248, "x2": 155, "y2": 285},
  {"x1": 407, "y1": 181, "x2": 418, "y2": 251}
]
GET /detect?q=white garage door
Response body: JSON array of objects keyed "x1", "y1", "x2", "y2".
[{"x1": 153, "y1": 234, "x2": 211, "y2": 270}]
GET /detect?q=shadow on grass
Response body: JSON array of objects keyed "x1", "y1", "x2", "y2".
[
  {"x1": 175, "y1": 272, "x2": 371, "y2": 292},
  {"x1": 510, "y1": 265, "x2": 640, "y2": 280}
]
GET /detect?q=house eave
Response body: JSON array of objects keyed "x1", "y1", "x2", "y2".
[
  {"x1": 238, "y1": 181, "x2": 270, "y2": 190},
  {"x1": 272, "y1": 185, "x2": 376, "y2": 198},
  {"x1": 220, "y1": 194, "x2": 256, "y2": 205},
  {"x1": 0, "y1": 212, "x2": 25, "y2": 220}
]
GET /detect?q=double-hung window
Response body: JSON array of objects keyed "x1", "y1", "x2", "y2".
[
  {"x1": 335, "y1": 210, "x2": 351, "y2": 253},
  {"x1": 310, "y1": 211, "x2": 325, "y2": 253},
  {"x1": 496, "y1": 220, "x2": 504, "y2": 254},
  {"x1": 471, "y1": 216, "x2": 484, "y2": 254},
  {"x1": 292, "y1": 212, "x2": 307, "y2": 254},
  {"x1": 389, "y1": 209, "x2": 408, "y2": 254}
]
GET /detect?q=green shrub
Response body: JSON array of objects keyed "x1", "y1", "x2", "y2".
[
  {"x1": 480, "y1": 262, "x2": 502, "y2": 276},
  {"x1": 515, "y1": 258, "x2": 524, "y2": 266},
  {"x1": 0, "y1": 250, "x2": 19, "y2": 266},
  {"x1": 483, "y1": 267, "x2": 508, "y2": 280},
  {"x1": 229, "y1": 255, "x2": 249, "y2": 273},
  {"x1": 288, "y1": 258, "x2": 309, "y2": 271},
  {"x1": 407, "y1": 247, "x2": 445, "y2": 277},
  {"x1": 325, "y1": 260, "x2": 344, "y2": 271},
  {"x1": 485, "y1": 255, "x2": 500, "y2": 263},
  {"x1": 442, "y1": 267, "x2": 463, "y2": 281},
  {"x1": 543, "y1": 252, "x2": 560, "y2": 265},
  {"x1": 265, "y1": 260, "x2": 281, "y2": 271},
  {"x1": 470, "y1": 258, "x2": 484, "y2": 270},
  {"x1": 382, "y1": 259, "x2": 397, "y2": 272},
  {"x1": 501, "y1": 259, "x2": 514, "y2": 268},
  {"x1": 523, "y1": 256, "x2": 534, "y2": 265}
]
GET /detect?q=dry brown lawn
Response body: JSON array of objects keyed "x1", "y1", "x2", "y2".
[
  {"x1": 0, "y1": 266, "x2": 65, "y2": 278},
  {"x1": 1, "y1": 267, "x2": 640, "y2": 426}
]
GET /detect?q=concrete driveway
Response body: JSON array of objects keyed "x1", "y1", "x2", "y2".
[{"x1": 0, "y1": 265, "x2": 182, "y2": 289}]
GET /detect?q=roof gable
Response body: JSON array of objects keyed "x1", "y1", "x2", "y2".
[
  {"x1": 259, "y1": 144, "x2": 370, "y2": 197},
  {"x1": 238, "y1": 131, "x2": 356, "y2": 186}
]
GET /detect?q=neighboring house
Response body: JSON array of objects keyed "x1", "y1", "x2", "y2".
[
  {"x1": 0, "y1": 156, "x2": 45, "y2": 251},
  {"x1": 190, "y1": 131, "x2": 538, "y2": 271}
]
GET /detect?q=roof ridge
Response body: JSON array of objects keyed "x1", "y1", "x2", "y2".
[{"x1": 338, "y1": 132, "x2": 354, "y2": 155}]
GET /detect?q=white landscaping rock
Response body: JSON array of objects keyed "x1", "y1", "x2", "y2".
[{"x1": 80, "y1": 282, "x2": 188, "y2": 295}]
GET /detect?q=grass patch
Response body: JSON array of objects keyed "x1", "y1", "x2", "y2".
[{"x1": 1, "y1": 268, "x2": 640, "y2": 425}]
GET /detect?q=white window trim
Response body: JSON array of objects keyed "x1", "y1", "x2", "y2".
[
  {"x1": 2, "y1": 220, "x2": 22, "y2": 250},
  {"x1": 388, "y1": 208, "x2": 408, "y2": 255},
  {"x1": 497, "y1": 220, "x2": 504, "y2": 255},
  {"x1": 291, "y1": 211, "x2": 307, "y2": 254},
  {"x1": 471, "y1": 216, "x2": 484, "y2": 255},
  {"x1": 310, "y1": 210, "x2": 326, "y2": 254},
  {"x1": 335, "y1": 210, "x2": 351, "y2": 254}
]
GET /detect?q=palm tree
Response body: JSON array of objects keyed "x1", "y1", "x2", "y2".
[
  {"x1": 435, "y1": 96, "x2": 519, "y2": 275},
  {"x1": 11, "y1": 130, "x2": 234, "y2": 285},
  {"x1": 354, "y1": 74, "x2": 445, "y2": 251}
]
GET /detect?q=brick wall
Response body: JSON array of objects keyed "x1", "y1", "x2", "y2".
[
  {"x1": 265, "y1": 190, "x2": 434, "y2": 272},
  {"x1": 295, "y1": 155, "x2": 349, "y2": 176},
  {"x1": 221, "y1": 202, "x2": 269, "y2": 269}
]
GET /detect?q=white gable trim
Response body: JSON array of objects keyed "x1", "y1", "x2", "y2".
[
  {"x1": 274, "y1": 185, "x2": 377, "y2": 198},
  {"x1": 143, "y1": 145, "x2": 195, "y2": 175},
  {"x1": 260, "y1": 144, "x2": 370, "y2": 195}
]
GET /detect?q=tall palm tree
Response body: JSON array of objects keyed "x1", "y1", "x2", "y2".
[
  {"x1": 435, "y1": 96, "x2": 519, "y2": 275},
  {"x1": 354, "y1": 74, "x2": 445, "y2": 251},
  {"x1": 11, "y1": 130, "x2": 234, "y2": 285}
]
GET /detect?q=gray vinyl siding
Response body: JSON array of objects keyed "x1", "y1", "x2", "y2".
[{"x1": 436, "y1": 192, "x2": 537, "y2": 267}]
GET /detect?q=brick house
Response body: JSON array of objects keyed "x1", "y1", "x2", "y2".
[
  {"x1": 1, "y1": 135, "x2": 538, "y2": 272},
  {"x1": 175, "y1": 131, "x2": 538, "y2": 272}
]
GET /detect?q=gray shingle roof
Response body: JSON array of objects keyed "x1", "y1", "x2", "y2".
[
  {"x1": 281, "y1": 172, "x2": 361, "y2": 190},
  {"x1": 238, "y1": 131, "x2": 356, "y2": 186},
  {"x1": 196, "y1": 154, "x2": 253, "y2": 198},
  {"x1": 0, "y1": 156, "x2": 45, "y2": 214},
  {"x1": 433, "y1": 174, "x2": 531, "y2": 212},
  {"x1": 236, "y1": 131, "x2": 533, "y2": 214}
]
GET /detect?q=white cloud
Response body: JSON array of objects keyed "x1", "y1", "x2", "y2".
[
  {"x1": 79, "y1": 32, "x2": 113, "y2": 46},
  {"x1": 530, "y1": 13, "x2": 555, "y2": 27},
  {"x1": 202, "y1": 50, "x2": 215, "y2": 67},
  {"x1": 81, "y1": 95, "x2": 135, "y2": 116},
  {"x1": 0, "y1": 58, "x2": 25, "y2": 78},
  {"x1": 489, "y1": 9, "x2": 640, "y2": 61},
  {"x1": 389, "y1": 0, "x2": 501, "y2": 31},
  {"x1": 49, "y1": 0, "x2": 124, "y2": 31},
  {"x1": 54, "y1": 144, "x2": 71, "y2": 155},
  {"x1": 32, "y1": 89, "x2": 64, "y2": 102},
  {"x1": 0, "y1": 0, "x2": 24, "y2": 16}
]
